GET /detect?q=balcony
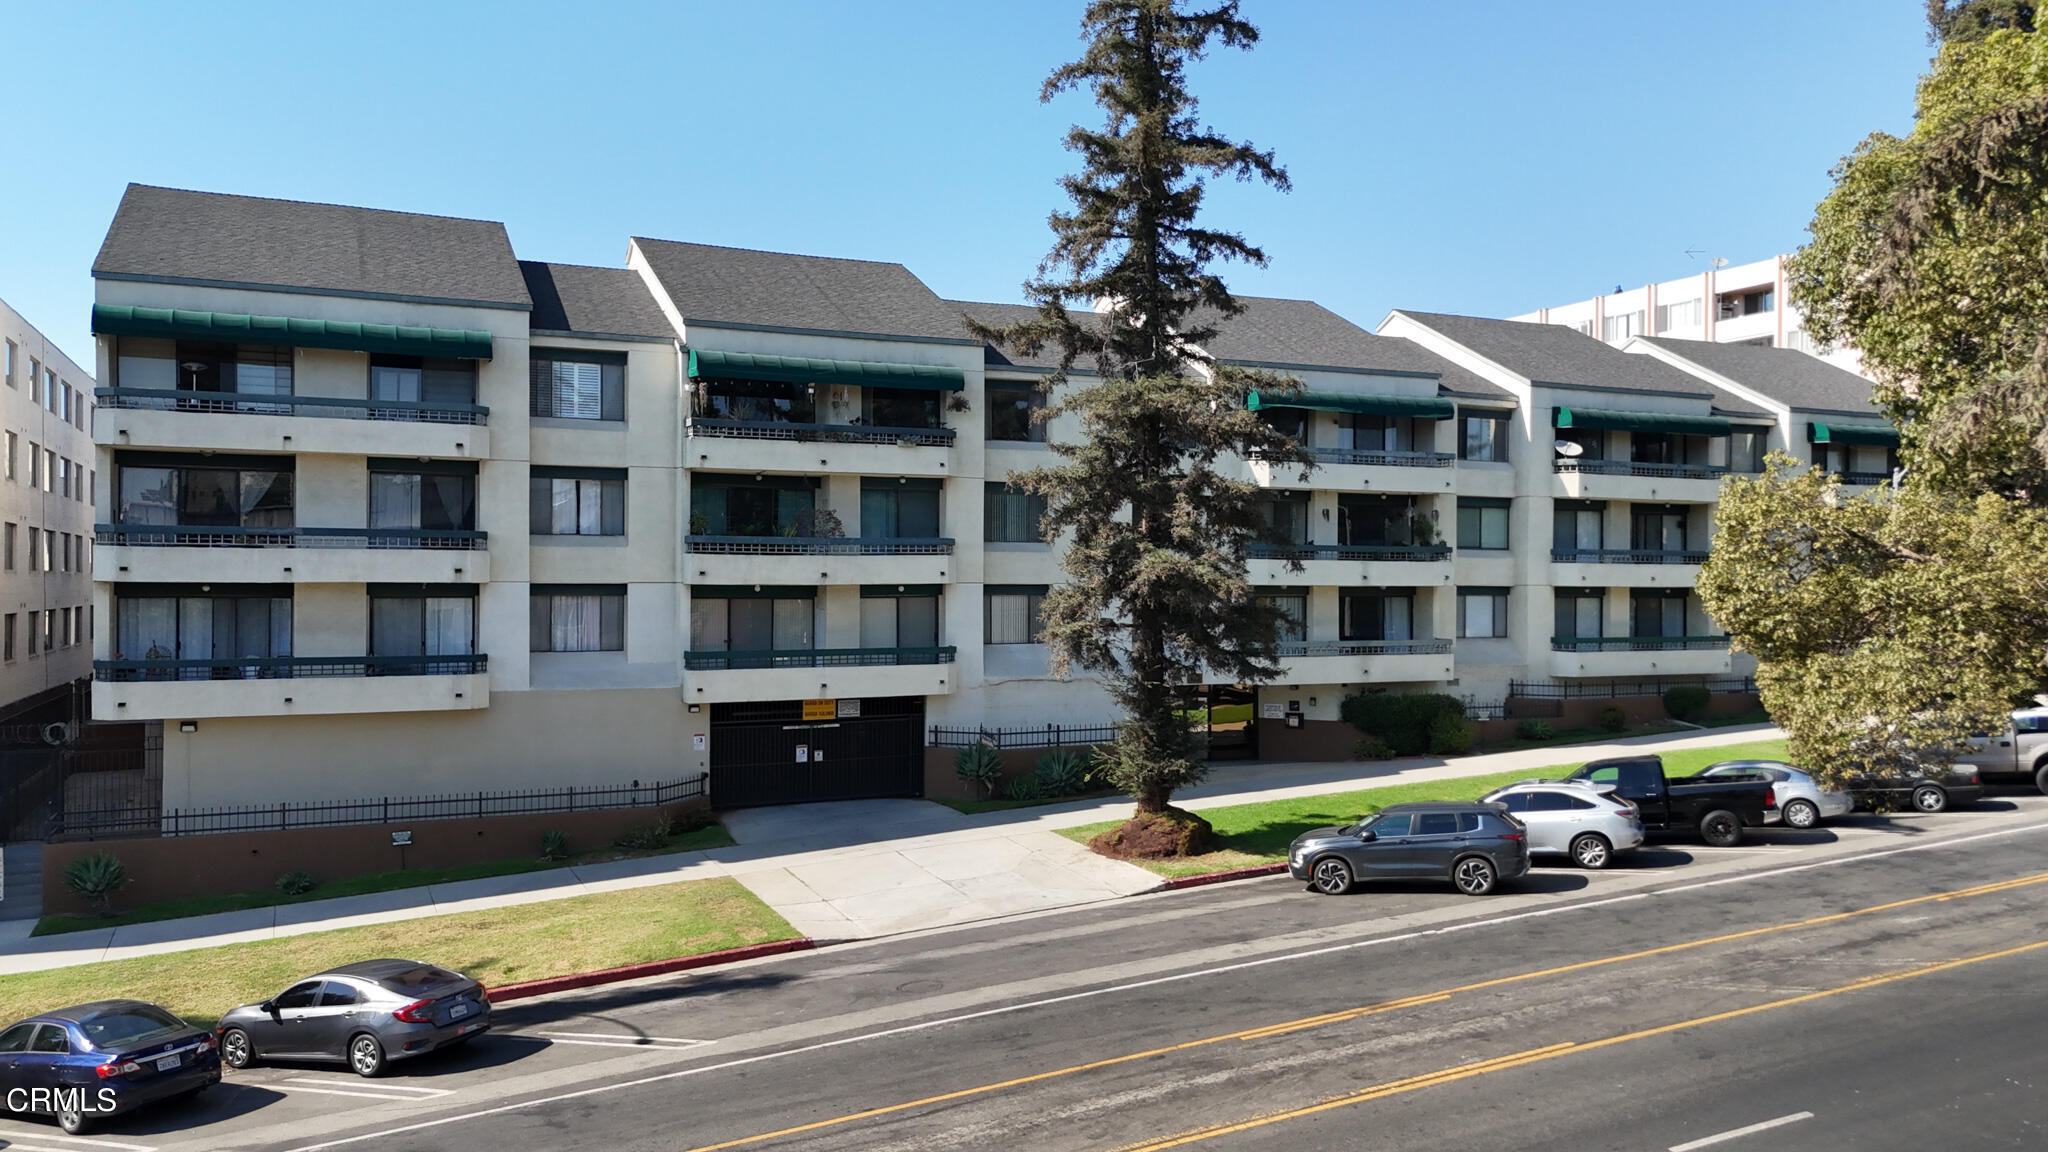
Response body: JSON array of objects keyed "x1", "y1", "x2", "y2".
[
  {"x1": 1550, "y1": 549, "x2": 1708, "y2": 565},
  {"x1": 1246, "y1": 448, "x2": 1457, "y2": 494},
  {"x1": 1547, "y1": 636, "x2": 1731, "y2": 678},
  {"x1": 681, "y1": 646, "x2": 957, "y2": 703},
  {"x1": 1274, "y1": 639, "x2": 1455, "y2": 685},
  {"x1": 683, "y1": 536, "x2": 953, "y2": 585},
  {"x1": 684, "y1": 417, "x2": 954, "y2": 478},
  {"x1": 1838, "y1": 471, "x2": 1893, "y2": 487},
  {"x1": 1246, "y1": 542, "x2": 1453, "y2": 586},
  {"x1": 97, "y1": 389, "x2": 489, "y2": 459},
  {"x1": 96, "y1": 524, "x2": 489, "y2": 583},
  {"x1": 92, "y1": 655, "x2": 490, "y2": 720},
  {"x1": 1550, "y1": 458, "x2": 1729, "y2": 502}
]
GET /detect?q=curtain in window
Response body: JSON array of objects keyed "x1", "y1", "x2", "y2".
[
  {"x1": 552, "y1": 479, "x2": 582, "y2": 535},
  {"x1": 552, "y1": 363, "x2": 602, "y2": 420},
  {"x1": 988, "y1": 594, "x2": 1033, "y2": 644},
  {"x1": 897, "y1": 596, "x2": 938, "y2": 649},
  {"x1": 370, "y1": 474, "x2": 422, "y2": 529},
  {"x1": 690, "y1": 599, "x2": 730, "y2": 651},
  {"x1": 730, "y1": 600, "x2": 773, "y2": 650},
  {"x1": 771, "y1": 598, "x2": 813, "y2": 650},
  {"x1": 1381, "y1": 596, "x2": 1413, "y2": 641},
  {"x1": 860, "y1": 598, "x2": 898, "y2": 649},
  {"x1": 861, "y1": 490, "x2": 899, "y2": 540},
  {"x1": 371, "y1": 598, "x2": 422, "y2": 657},
  {"x1": 118, "y1": 467, "x2": 177, "y2": 525},
  {"x1": 425, "y1": 598, "x2": 474, "y2": 655},
  {"x1": 239, "y1": 472, "x2": 294, "y2": 528},
  {"x1": 1259, "y1": 596, "x2": 1306, "y2": 642},
  {"x1": 425, "y1": 475, "x2": 474, "y2": 531},
  {"x1": 117, "y1": 598, "x2": 177, "y2": 662},
  {"x1": 550, "y1": 595, "x2": 600, "y2": 652}
]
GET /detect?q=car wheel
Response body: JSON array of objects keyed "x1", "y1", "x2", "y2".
[
  {"x1": 1912, "y1": 785, "x2": 1948, "y2": 813},
  {"x1": 1451, "y1": 855, "x2": 1498, "y2": 896},
  {"x1": 2035, "y1": 763, "x2": 2048, "y2": 797},
  {"x1": 348, "y1": 1032, "x2": 387, "y2": 1078},
  {"x1": 1782, "y1": 799, "x2": 1820, "y2": 830},
  {"x1": 56, "y1": 1103, "x2": 89, "y2": 1135},
  {"x1": 220, "y1": 1027, "x2": 253, "y2": 1070},
  {"x1": 1699, "y1": 809, "x2": 1743, "y2": 847},
  {"x1": 1569, "y1": 833, "x2": 1613, "y2": 869},
  {"x1": 1310, "y1": 856, "x2": 1354, "y2": 896}
]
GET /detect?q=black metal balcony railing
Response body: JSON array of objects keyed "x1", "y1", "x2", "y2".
[
  {"x1": 684, "y1": 646, "x2": 956, "y2": 671},
  {"x1": 96, "y1": 388, "x2": 489, "y2": 426},
  {"x1": 1838, "y1": 471, "x2": 1894, "y2": 486},
  {"x1": 1275, "y1": 639, "x2": 1453, "y2": 657},
  {"x1": 1248, "y1": 543, "x2": 1453, "y2": 562},
  {"x1": 1250, "y1": 447, "x2": 1456, "y2": 469},
  {"x1": 1549, "y1": 548, "x2": 1709, "y2": 565},
  {"x1": 1549, "y1": 636, "x2": 1729, "y2": 653},
  {"x1": 685, "y1": 417, "x2": 955, "y2": 448},
  {"x1": 95, "y1": 654, "x2": 488, "y2": 682},
  {"x1": 1552, "y1": 459, "x2": 1728, "y2": 480},
  {"x1": 97, "y1": 524, "x2": 488, "y2": 550},
  {"x1": 684, "y1": 535, "x2": 954, "y2": 556}
]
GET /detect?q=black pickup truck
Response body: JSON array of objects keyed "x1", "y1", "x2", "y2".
[{"x1": 1564, "y1": 755, "x2": 1773, "y2": 846}]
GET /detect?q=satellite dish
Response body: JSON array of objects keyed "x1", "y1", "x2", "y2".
[{"x1": 1554, "y1": 440, "x2": 1585, "y2": 458}]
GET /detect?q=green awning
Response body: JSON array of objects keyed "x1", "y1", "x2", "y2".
[
  {"x1": 92, "y1": 304, "x2": 492, "y2": 360},
  {"x1": 1246, "y1": 389, "x2": 1454, "y2": 419},
  {"x1": 1553, "y1": 407, "x2": 1731, "y2": 436},
  {"x1": 1808, "y1": 421, "x2": 1900, "y2": 447},
  {"x1": 688, "y1": 348, "x2": 963, "y2": 392}
]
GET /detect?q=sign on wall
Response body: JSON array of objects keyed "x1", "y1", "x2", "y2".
[{"x1": 802, "y1": 699, "x2": 837, "y2": 721}]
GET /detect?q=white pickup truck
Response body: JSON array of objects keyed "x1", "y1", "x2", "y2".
[{"x1": 1959, "y1": 708, "x2": 2048, "y2": 795}]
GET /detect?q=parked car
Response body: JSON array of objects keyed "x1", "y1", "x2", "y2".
[
  {"x1": 0, "y1": 1000, "x2": 219, "y2": 1134},
  {"x1": 1696, "y1": 761, "x2": 1854, "y2": 829},
  {"x1": 1842, "y1": 763, "x2": 1985, "y2": 813},
  {"x1": 1476, "y1": 779, "x2": 1643, "y2": 868},
  {"x1": 1958, "y1": 707, "x2": 2048, "y2": 794},
  {"x1": 1288, "y1": 801, "x2": 1529, "y2": 897},
  {"x1": 1563, "y1": 755, "x2": 1772, "y2": 846},
  {"x1": 217, "y1": 959, "x2": 490, "y2": 1078}
]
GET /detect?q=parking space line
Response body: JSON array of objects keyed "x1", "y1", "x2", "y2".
[
  {"x1": 1669, "y1": 1110, "x2": 1814, "y2": 1150},
  {"x1": 281, "y1": 1076, "x2": 454, "y2": 1096},
  {"x1": 3, "y1": 1144, "x2": 154, "y2": 1152},
  {"x1": 0, "y1": 1132, "x2": 155, "y2": 1151},
  {"x1": 535, "y1": 1030, "x2": 712, "y2": 1046}
]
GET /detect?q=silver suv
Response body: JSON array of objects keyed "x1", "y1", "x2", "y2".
[
  {"x1": 1289, "y1": 801, "x2": 1530, "y2": 897},
  {"x1": 1959, "y1": 707, "x2": 2048, "y2": 794},
  {"x1": 1478, "y1": 779, "x2": 1643, "y2": 868}
]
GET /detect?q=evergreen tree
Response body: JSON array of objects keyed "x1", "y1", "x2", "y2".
[{"x1": 973, "y1": 0, "x2": 1305, "y2": 824}]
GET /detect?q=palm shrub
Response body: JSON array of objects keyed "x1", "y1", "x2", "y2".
[
  {"x1": 1004, "y1": 775, "x2": 1043, "y2": 802},
  {"x1": 1034, "y1": 749, "x2": 1088, "y2": 797},
  {"x1": 275, "y1": 870, "x2": 316, "y2": 896},
  {"x1": 954, "y1": 743, "x2": 1004, "y2": 798},
  {"x1": 1515, "y1": 718, "x2": 1554, "y2": 740},
  {"x1": 1427, "y1": 713, "x2": 1474, "y2": 755},
  {"x1": 65, "y1": 852, "x2": 127, "y2": 913},
  {"x1": 1599, "y1": 703, "x2": 1629, "y2": 732},
  {"x1": 539, "y1": 829, "x2": 570, "y2": 861}
]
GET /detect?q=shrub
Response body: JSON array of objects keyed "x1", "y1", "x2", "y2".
[
  {"x1": 1340, "y1": 692, "x2": 1466, "y2": 756},
  {"x1": 1599, "y1": 703, "x2": 1628, "y2": 732},
  {"x1": 1034, "y1": 749, "x2": 1088, "y2": 797},
  {"x1": 65, "y1": 852, "x2": 128, "y2": 912},
  {"x1": 612, "y1": 822, "x2": 671, "y2": 851},
  {"x1": 1515, "y1": 719, "x2": 1554, "y2": 740},
  {"x1": 1663, "y1": 685, "x2": 1712, "y2": 722},
  {"x1": 1427, "y1": 713, "x2": 1474, "y2": 755},
  {"x1": 539, "y1": 829, "x2": 570, "y2": 861},
  {"x1": 274, "y1": 870, "x2": 316, "y2": 896},
  {"x1": 1003, "y1": 774, "x2": 1042, "y2": 802},
  {"x1": 1352, "y1": 736, "x2": 1396, "y2": 760},
  {"x1": 954, "y1": 743, "x2": 1005, "y2": 798}
]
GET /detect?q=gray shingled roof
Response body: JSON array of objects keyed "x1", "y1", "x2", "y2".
[
  {"x1": 1641, "y1": 336, "x2": 1879, "y2": 415},
  {"x1": 1204, "y1": 297, "x2": 1514, "y2": 400},
  {"x1": 93, "y1": 184, "x2": 529, "y2": 308},
  {"x1": 948, "y1": 300, "x2": 1104, "y2": 372},
  {"x1": 521, "y1": 262, "x2": 674, "y2": 340},
  {"x1": 633, "y1": 237, "x2": 971, "y2": 343},
  {"x1": 1394, "y1": 310, "x2": 1717, "y2": 398}
]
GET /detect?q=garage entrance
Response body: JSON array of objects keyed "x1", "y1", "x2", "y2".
[{"x1": 708, "y1": 696, "x2": 926, "y2": 808}]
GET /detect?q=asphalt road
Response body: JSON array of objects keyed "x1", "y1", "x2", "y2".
[{"x1": 7, "y1": 791, "x2": 2047, "y2": 1152}]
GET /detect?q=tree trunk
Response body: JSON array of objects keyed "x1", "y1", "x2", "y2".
[{"x1": 1135, "y1": 786, "x2": 1170, "y2": 815}]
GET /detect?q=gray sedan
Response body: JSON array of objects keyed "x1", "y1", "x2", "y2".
[
  {"x1": 217, "y1": 959, "x2": 489, "y2": 1077},
  {"x1": 1288, "y1": 801, "x2": 1531, "y2": 896}
]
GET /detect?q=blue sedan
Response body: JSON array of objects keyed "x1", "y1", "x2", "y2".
[{"x1": 0, "y1": 1000, "x2": 220, "y2": 1134}]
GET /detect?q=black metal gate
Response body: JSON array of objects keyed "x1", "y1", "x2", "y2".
[{"x1": 709, "y1": 697, "x2": 925, "y2": 808}]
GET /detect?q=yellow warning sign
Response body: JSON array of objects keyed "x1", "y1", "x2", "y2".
[{"x1": 801, "y1": 698, "x2": 837, "y2": 721}]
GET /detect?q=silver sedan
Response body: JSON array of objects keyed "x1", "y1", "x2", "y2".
[
  {"x1": 1698, "y1": 760, "x2": 1855, "y2": 829},
  {"x1": 1477, "y1": 780, "x2": 1644, "y2": 868}
]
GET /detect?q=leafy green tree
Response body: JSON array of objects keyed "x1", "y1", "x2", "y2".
[
  {"x1": 973, "y1": 0, "x2": 1306, "y2": 820},
  {"x1": 1925, "y1": 0, "x2": 2034, "y2": 44}
]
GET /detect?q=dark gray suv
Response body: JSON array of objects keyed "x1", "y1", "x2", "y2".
[{"x1": 1288, "y1": 801, "x2": 1530, "y2": 896}]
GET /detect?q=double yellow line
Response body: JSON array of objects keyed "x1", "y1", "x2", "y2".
[{"x1": 681, "y1": 870, "x2": 2048, "y2": 1152}]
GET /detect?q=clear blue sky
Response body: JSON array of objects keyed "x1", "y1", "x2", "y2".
[{"x1": 0, "y1": 1, "x2": 1932, "y2": 368}]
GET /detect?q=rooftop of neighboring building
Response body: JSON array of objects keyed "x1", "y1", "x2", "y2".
[
  {"x1": 1637, "y1": 336, "x2": 1881, "y2": 416},
  {"x1": 631, "y1": 237, "x2": 972, "y2": 344},
  {"x1": 520, "y1": 262, "x2": 675, "y2": 341},
  {"x1": 1196, "y1": 296, "x2": 1511, "y2": 400},
  {"x1": 948, "y1": 299, "x2": 1104, "y2": 373},
  {"x1": 92, "y1": 184, "x2": 530, "y2": 310}
]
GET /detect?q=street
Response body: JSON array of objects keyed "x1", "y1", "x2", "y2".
[{"x1": 9, "y1": 792, "x2": 2047, "y2": 1152}]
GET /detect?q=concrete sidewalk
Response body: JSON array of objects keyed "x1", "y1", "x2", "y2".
[{"x1": 0, "y1": 723, "x2": 1781, "y2": 976}]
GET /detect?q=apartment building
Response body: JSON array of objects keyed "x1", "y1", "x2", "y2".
[
  {"x1": 89, "y1": 184, "x2": 1885, "y2": 811},
  {"x1": 0, "y1": 296, "x2": 96, "y2": 715},
  {"x1": 1508, "y1": 255, "x2": 1866, "y2": 377}
]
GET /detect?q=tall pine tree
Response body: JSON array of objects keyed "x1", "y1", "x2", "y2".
[{"x1": 974, "y1": 0, "x2": 1304, "y2": 835}]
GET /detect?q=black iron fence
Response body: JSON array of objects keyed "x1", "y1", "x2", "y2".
[
  {"x1": 1506, "y1": 677, "x2": 1758, "y2": 701},
  {"x1": 929, "y1": 723, "x2": 1120, "y2": 750}
]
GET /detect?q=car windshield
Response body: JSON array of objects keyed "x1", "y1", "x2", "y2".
[
  {"x1": 378, "y1": 964, "x2": 465, "y2": 993},
  {"x1": 77, "y1": 1005, "x2": 184, "y2": 1049}
]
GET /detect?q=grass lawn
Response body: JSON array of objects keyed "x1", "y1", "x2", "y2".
[
  {"x1": 3, "y1": 876, "x2": 794, "y2": 1031},
  {"x1": 1062, "y1": 737, "x2": 1791, "y2": 878},
  {"x1": 34, "y1": 822, "x2": 736, "y2": 938},
  {"x1": 929, "y1": 789, "x2": 1121, "y2": 815}
]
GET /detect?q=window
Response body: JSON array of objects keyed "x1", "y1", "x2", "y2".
[
  {"x1": 1655, "y1": 298, "x2": 1701, "y2": 333},
  {"x1": 369, "y1": 461, "x2": 477, "y2": 532},
  {"x1": 1459, "y1": 410, "x2": 1510, "y2": 462},
  {"x1": 1456, "y1": 498, "x2": 1510, "y2": 550},
  {"x1": 4, "y1": 432, "x2": 13, "y2": 480},
  {"x1": 1554, "y1": 589, "x2": 1606, "y2": 640},
  {"x1": 58, "y1": 458, "x2": 69, "y2": 500},
  {"x1": 62, "y1": 607, "x2": 74, "y2": 647},
  {"x1": 27, "y1": 359, "x2": 39, "y2": 404},
  {"x1": 1413, "y1": 812, "x2": 1459, "y2": 836},
  {"x1": 985, "y1": 586, "x2": 1046, "y2": 645},
  {"x1": 1571, "y1": 320, "x2": 1593, "y2": 337},
  {"x1": 1631, "y1": 432, "x2": 1711, "y2": 467},
  {"x1": 43, "y1": 370, "x2": 56, "y2": 411},
  {"x1": 1630, "y1": 589, "x2": 1689, "y2": 638},
  {"x1": 371, "y1": 355, "x2": 473, "y2": 406},
  {"x1": 1729, "y1": 428, "x2": 1767, "y2": 473},
  {"x1": 530, "y1": 586, "x2": 626, "y2": 652},
  {"x1": 273, "y1": 982, "x2": 322, "y2": 1011},
  {"x1": 115, "y1": 455, "x2": 295, "y2": 529},
  {"x1": 3, "y1": 614, "x2": 13, "y2": 661},
  {"x1": 987, "y1": 383, "x2": 1045, "y2": 442},
  {"x1": 985, "y1": 482, "x2": 1047, "y2": 543},
  {"x1": 1630, "y1": 504, "x2": 1688, "y2": 553},
  {"x1": 28, "y1": 442, "x2": 38, "y2": 488},
  {"x1": 1717, "y1": 287, "x2": 1775, "y2": 319},
  {"x1": 318, "y1": 982, "x2": 362, "y2": 1008},
  {"x1": 27, "y1": 528, "x2": 39, "y2": 572},
  {"x1": 41, "y1": 610, "x2": 55, "y2": 652},
  {"x1": 1555, "y1": 429, "x2": 1604, "y2": 460},
  {"x1": 862, "y1": 386, "x2": 941, "y2": 430},
  {"x1": 43, "y1": 449, "x2": 54, "y2": 492},
  {"x1": 1340, "y1": 414, "x2": 1419, "y2": 453},
  {"x1": 29, "y1": 1025, "x2": 70, "y2": 1055},
  {"x1": 116, "y1": 339, "x2": 293, "y2": 397},
  {"x1": 1458, "y1": 588, "x2": 1509, "y2": 638},
  {"x1": 688, "y1": 475, "x2": 813, "y2": 538},
  {"x1": 1552, "y1": 501, "x2": 1604, "y2": 556},
  {"x1": 60, "y1": 383, "x2": 72, "y2": 424},
  {"x1": 114, "y1": 589, "x2": 293, "y2": 665},
  {"x1": 532, "y1": 468, "x2": 626, "y2": 536},
  {"x1": 369, "y1": 586, "x2": 477, "y2": 657},
  {"x1": 2, "y1": 341, "x2": 12, "y2": 387},
  {"x1": 1258, "y1": 492, "x2": 1310, "y2": 545},
  {"x1": 1601, "y1": 310, "x2": 1646, "y2": 341},
  {"x1": 1257, "y1": 406, "x2": 1308, "y2": 442},
  {"x1": 530, "y1": 349, "x2": 624, "y2": 421},
  {"x1": 1365, "y1": 811, "x2": 1412, "y2": 836},
  {"x1": 1340, "y1": 589, "x2": 1414, "y2": 641},
  {"x1": 689, "y1": 592, "x2": 815, "y2": 652},
  {"x1": 1257, "y1": 593, "x2": 1307, "y2": 643},
  {"x1": 3, "y1": 523, "x2": 12, "y2": 570},
  {"x1": 692, "y1": 377, "x2": 814, "y2": 423},
  {"x1": 860, "y1": 590, "x2": 940, "y2": 649},
  {"x1": 860, "y1": 479, "x2": 941, "y2": 539},
  {"x1": 1338, "y1": 495, "x2": 1425, "y2": 547}
]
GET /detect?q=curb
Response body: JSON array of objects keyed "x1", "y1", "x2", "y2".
[
  {"x1": 485, "y1": 937, "x2": 817, "y2": 1003},
  {"x1": 1157, "y1": 863, "x2": 1289, "y2": 891}
]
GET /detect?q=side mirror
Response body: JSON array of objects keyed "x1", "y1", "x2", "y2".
[
  {"x1": 1356, "y1": 830, "x2": 1377, "y2": 843},
  {"x1": 260, "y1": 1000, "x2": 277, "y2": 1014}
]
